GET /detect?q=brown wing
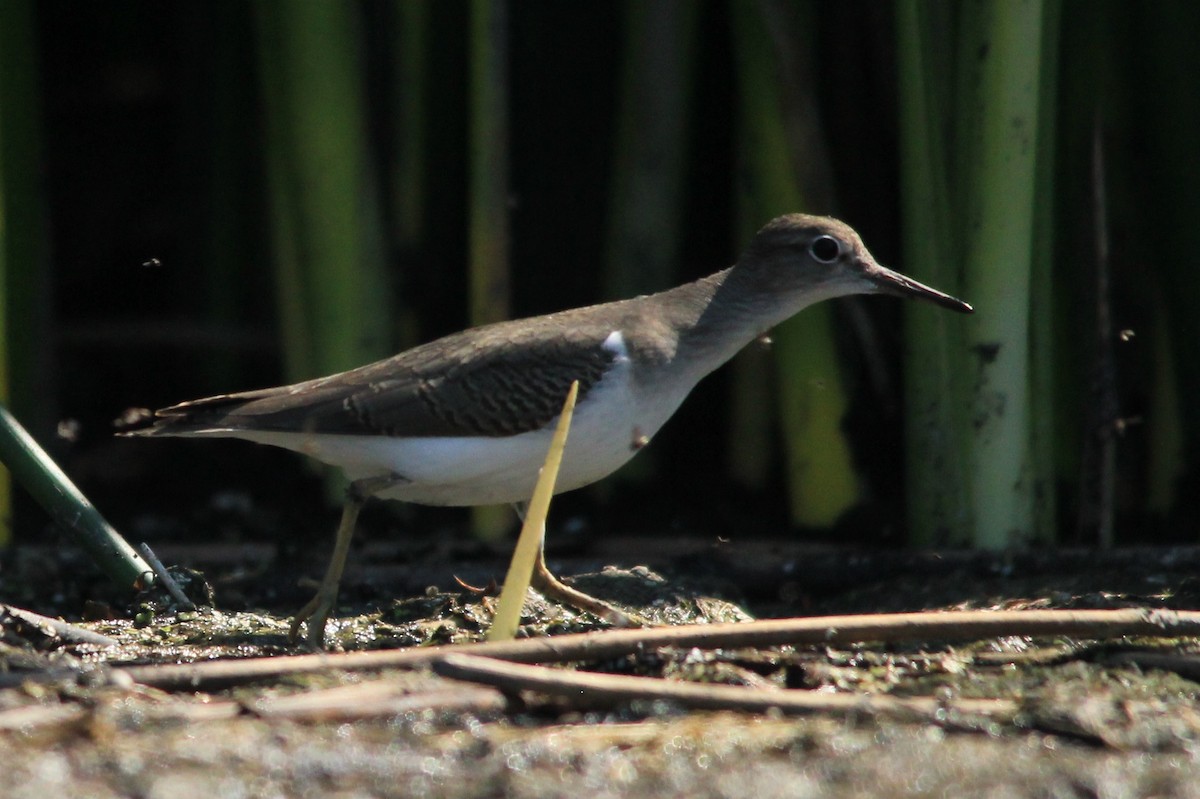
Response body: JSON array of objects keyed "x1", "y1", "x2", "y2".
[{"x1": 138, "y1": 320, "x2": 619, "y2": 439}]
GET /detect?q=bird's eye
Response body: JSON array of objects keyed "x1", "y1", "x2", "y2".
[{"x1": 809, "y1": 235, "x2": 842, "y2": 264}]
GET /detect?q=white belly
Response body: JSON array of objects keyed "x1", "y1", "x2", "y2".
[{"x1": 224, "y1": 357, "x2": 691, "y2": 506}]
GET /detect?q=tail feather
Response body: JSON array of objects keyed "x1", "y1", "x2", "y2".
[{"x1": 118, "y1": 387, "x2": 291, "y2": 438}]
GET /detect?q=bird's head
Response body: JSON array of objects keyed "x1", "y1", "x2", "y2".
[{"x1": 738, "y1": 214, "x2": 974, "y2": 314}]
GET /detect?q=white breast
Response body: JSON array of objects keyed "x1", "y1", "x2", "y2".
[{"x1": 224, "y1": 330, "x2": 693, "y2": 506}]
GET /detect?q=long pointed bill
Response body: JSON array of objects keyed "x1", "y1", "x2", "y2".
[{"x1": 864, "y1": 261, "x2": 974, "y2": 314}]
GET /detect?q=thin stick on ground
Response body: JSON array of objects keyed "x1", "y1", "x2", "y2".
[
  {"x1": 433, "y1": 653, "x2": 1018, "y2": 727},
  {"x1": 102, "y1": 607, "x2": 1200, "y2": 692},
  {"x1": 1, "y1": 604, "x2": 119, "y2": 647},
  {"x1": 249, "y1": 680, "x2": 507, "y2": 722},
  {"x1": 137, "y1": 542, "x2": 196, "y2": 611},
  {"x1": 0, "y1": 703, "x2": 88, "y2": 732}
]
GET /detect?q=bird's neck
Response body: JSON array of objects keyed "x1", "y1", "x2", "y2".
[{"x1": 647, "y1": 266, "x2": 845, "y2": 383}]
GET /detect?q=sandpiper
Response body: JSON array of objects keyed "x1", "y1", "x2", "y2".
[{"x1": 125, "y1": 214, "x2": 972, "y2": 646}]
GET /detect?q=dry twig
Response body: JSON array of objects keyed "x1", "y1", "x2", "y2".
[
  {"x1": 1, "y1": 604, "x2": 119, "y2": 647},
  {"x1": 433, "y1": 652, "x2": 1018, "y2": 726},
  {"x1": 249, "y1": 679, "x2": 506, "y2": 721},
  {"x1": 112, "y1": 608, "x2": 1200, "y2": 692}
]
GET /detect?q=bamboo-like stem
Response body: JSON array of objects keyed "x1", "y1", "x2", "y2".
[
  {"x1": 0, "y1": 404, "x2": 151, "y2": 591},
  {"x1": 962, "y1": 0, "x2": 1045, "y2": 549},
  {"x1": 0, "y1": 266, "x2": 6, "y2": 548},
  {"x1": 899, "y1": 0, "x2": 1056, "y2": 548},
  {"x1": 392, "y1": 0, "x2": 429, "y2": 252},
  {"x1": 1027, "y1": 0, "x2": 1061, "y2": 544},
  {"x1": 467, "y1": 0, "x2": 511, "y2": 328},
  {"x1": 1140, "y1": 3, "x2": 1200, "y2": 527},
  {"x1": 602, "y1": 0, "x2": 697, "y2": 301},
  {"x1": 253, "y1": 2, "x2": 392, "y2": 505},
  {"x1": 599, "y1": 0, "x2": 698, "y2": 486},
  {"x1": 194, "y1": 2, "x2": 250, "y2": 390},
  {"x1": 731, "y1": 0, "x2": 858, "y2": 526},
  {"x1": 468, "y1": 0, "x2": 514, "y2": 540},
  {"x1": 1147, "y1": 297, "x2": 1183, "y2": 515},
  {"x1": 254, "y1": 1, "x2": 392, "y2": 381},
  {"x1": 896, "y1": 0, "x2": 972, "y2": 546},
  {"x1": 260, "y1": 137, "x2": 312, "y2": 383},
  {"x1": 1078, "y1": 120, "x2": 1116, "y2": 547},
  {"x1": 0, "y1": 55, "x2": 9, "y2": 544},
  {"x1": 0, "y1": 0, "x2": 53, "y2": 544},
  {"x1": 727, "y1": 347, "x2": 773, "y2": 489}
]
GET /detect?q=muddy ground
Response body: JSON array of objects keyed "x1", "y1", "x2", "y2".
[{"x1": 4, "y1": 531, "x2": 1200, "y2": 798}]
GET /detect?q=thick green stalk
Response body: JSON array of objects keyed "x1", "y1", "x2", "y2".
[
  {"x1": 603, "y1": 0, "x2": 697, "y2": 301},
  {"x1": 727, "y1": 348, "x2": 774, "y2": 489},
  {"x1": 1147, "y1": 297, "x2": 1183, "y2": 515},
  {"x1": 254, "y1": 1, "x2": 391, "y2": 509},
  {"x1": 0, "y1": 6, "x2": 12, "y2": 544},
  {"x1": 0, "y1": 404, "x2": 151, "y2": 590},
  {"x1": 899, "y1": 0, "x2": 1056, "y2": 548},
  {"x1": 599, "y1": 0, "x2": 698, "y2": 486},
  {"x1": 0, "y1": 159, "x2": 6, "y2": 545},
  {"x1": 261, "y1": 138, "x2": 312, "y2": 383},
  {"x1": 1143, "y1": 2, "x2": 1200, "y2": 513},
  {"x1": 378, "y1": 0, "x2": 429, "y2": 358},
  {"x1": 254, "y1": 1, "x2": 391, "y2": 382},
  {"x1": 0, "y1": 0, "x2": 53, "y2": 544},
  {"x1": 897, "y1": 0, "x2": 972, "y2": 545},
  {"x1": 392, "y1": 0, "x2": 429, "y2": 253},
  {"x1": 199, "y1": 2, "x2": 251, "y2": 389},
  {"x1": 0, "y1": 192, "x2": 6, "y2": 545},
  {"x1": 731, "y1": 0, "x2": 859, "y2": 526},
  {"x1": 962, "y1": 0, "x2": 1045, "y2": 548},
  {"x1": 1027, "y1": 0, "x2": 1061, "y2": 543},
  {"x1": 468, "y1": 0, "x2": 513, "y2": 539},
  {"x1": 468, "y1": 0, "x2": 511, "y2": 329}
]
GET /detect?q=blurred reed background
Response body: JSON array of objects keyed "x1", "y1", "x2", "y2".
[{"x1": 1, "y1": 0, "x2": 1197, "y2": 552}]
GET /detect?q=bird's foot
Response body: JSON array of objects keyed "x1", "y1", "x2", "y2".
[
  {"x1": 288, "y1": 587, "x2": 338, "y2": 649},
  {"x1": 531, "y1": 560, "x2": 648, "y2": 628}
]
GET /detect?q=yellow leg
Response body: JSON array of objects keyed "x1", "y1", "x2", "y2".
[{"x1": 289, "y1": 474, "x2": 400, "y2": 648}]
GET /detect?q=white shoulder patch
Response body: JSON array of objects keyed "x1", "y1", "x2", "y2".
[{"x1": 602, "y1": 330, "x2": 630, "y2": 362}]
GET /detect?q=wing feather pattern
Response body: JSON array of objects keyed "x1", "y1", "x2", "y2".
[{"x1": 137, "y1": 317, "x2": 620, "y2": 439}]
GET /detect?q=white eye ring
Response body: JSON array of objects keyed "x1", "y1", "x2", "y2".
[{"x1": 809, "y1": 235, "x2": 842, "y2": 264}]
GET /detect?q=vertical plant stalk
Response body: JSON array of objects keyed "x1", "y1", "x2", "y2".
[
  {"x1": 0, "y1": 11, "x2": 11, "y2": 545},
  {"x1": 254, "y1": 1, "x2": 392, "y2": 384},
  {"x1": 0, "y1": 170, "x2": 7, "y2": 547},
  {"x1": 603, "y1": 0, "x2": 697, "y2": 301},
  {"x1": 392, "y1": 0, "x2": 429, "y2": 253},
  {"x1": 962, "y1": 0, "x2": 1045, "y2": 548},
  {"x1": 727, "y1": 347, "x2": 774, "y2": 489},
  {"x1": 0, "y1": 0, "x2": 54, "y2": 544},
  {"x1": 468, "y1": 0, "x2": 511, "y2": 329},
  {"x1": 731, "y1": 0, "x2": 859, "y2": 526},
  {"x1": 599, "y1": 0, "x2": 698, "y2": 486},
  {"x1": 1140, "y1": 3, "x2": 1200, "y2": 522},
  {"x1": 896, "y1": 0, "x2": 972, "y2": 545},
  {"x1": 468, "y1": 0, "x2": 513, "y2": 539},
  {"x1": 1146, "y1": 293, "x2": 1183, "y2": 515},
  {"x1": 199, "y1": 2, "x2": 252, "y2": 389},
  {"x1": 1026, "y1": 0, "x2": 1061, "y2": 544},
  {"x1": 1077, "y1": 120, "x2": 1116, "y2": 547}
]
